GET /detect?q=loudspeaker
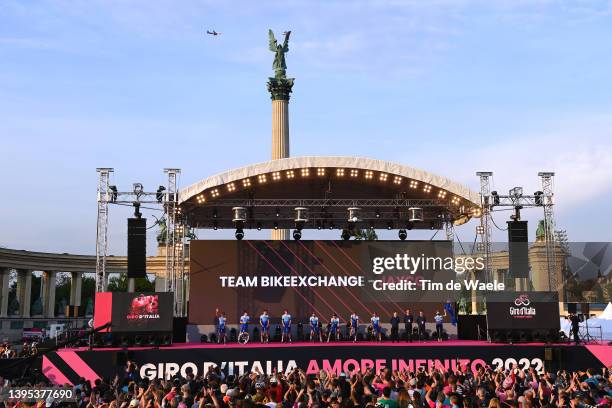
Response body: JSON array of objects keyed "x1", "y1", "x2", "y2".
[
  {"x1": 127, "y1": 218, "x2": 147, "y2": 278},
  {"x1": 567, "y1": 303, "x2": 577, "y2": 314},
  {"x1": 508, "y1": 221, "x2": 529, "y2": 278}
]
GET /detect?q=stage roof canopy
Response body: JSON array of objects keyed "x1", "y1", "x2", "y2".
[{"x1": 179, "y1": 156, "x2": 482, "y2": 230}]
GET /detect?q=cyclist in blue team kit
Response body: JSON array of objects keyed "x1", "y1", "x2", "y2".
[
  {"x1": 239, "y1": 310, "x2": 250, "y2": 342},
  {"x1": 259, "y1": 310, "x2": 270, "y2": 343},
  {"x1": 217, "y1": 311, "x2": 227, "y2": 344},
  {"x1": 371, "y1": 312, "x2": 381, "y2": 342},
  {"x1": 281, "y1": 310, "x2": 292, "y2": 343},
  {"x1": 349, "y1": 312, "x2": 359, "y2": 342},
  {"x1": 309, "y1": 312, "x2": 322, "y2": 342},
  {"x1": 327, "y1": 313, "x2": 340, "y2": 342}
]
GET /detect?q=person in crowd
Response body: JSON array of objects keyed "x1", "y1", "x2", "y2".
[
  {"x1": 416, "y1": 310, "x2": 426, "y2": 341},
  {"x1": 260, "y1": 309, "x2": 271, "y2": 344},
  {"x1": 281, "y1": 309, "x2": 292, "y2": 343},
  {"x1": 404, "y1": 308, "x2": 414, "y2": 342},
  {"x1": 371, "y1": 312, "x2": 382, "y2": 342},
  {"x1": 390, "y1": 311, "x2": 401, "y2": 343},
  {"x1": 310, "y1": 312, "x2": 322, "y2": 342},
  {"x1": 349, "y1": 312, "x2": 359, "y2": 343},
  {"x1": 327, "y1": 313, "x2": 340, "y2": 342},
  {"x1": 218, "y1": 311, "x2": 227, "y2": 344}
]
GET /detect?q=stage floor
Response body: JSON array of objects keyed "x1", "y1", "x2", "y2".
[{"x1": 64, "y1": 340, "x2": 604, "y2": 351}]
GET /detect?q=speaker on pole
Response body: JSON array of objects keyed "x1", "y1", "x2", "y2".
[
  {"x1": 127, "y1": 218, "x2": 147, "y2": 278},
  {"x1": 508, "y1": 221, "x2": 529, "y2": 279}
]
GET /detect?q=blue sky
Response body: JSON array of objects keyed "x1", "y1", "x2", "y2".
[{"x1": 1, "y1": 0, "x2": 611, "y2": 255}]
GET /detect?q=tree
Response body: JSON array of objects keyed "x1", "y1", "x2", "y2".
[
  {"x1": 107, "y1": 274, "x2": 155, "y2": 292},
  {"x1": 352, "y1": 228, "x2": 378, "y2": 240}
]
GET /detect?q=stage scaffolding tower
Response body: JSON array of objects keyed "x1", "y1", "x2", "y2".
[
  {"x1": 95, "y1": 168, "x2": 113, "y2": 292},
  {"x1": 539, "y1": 172, "x2": 557, "y2": 291},
  {"x1": 94, "y1": 168, "x2": 187, "y2": 316},
  {"x1": 476, "y1": 172, "x2": 493, "y2": 284}
]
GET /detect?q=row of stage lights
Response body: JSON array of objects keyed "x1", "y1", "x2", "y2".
[
  {"x1": 194, "y1": 168, "x2": 462, "y2": 206},
  {"x1": 228, "y1": 206, "x2": 431, "y2": 241}
]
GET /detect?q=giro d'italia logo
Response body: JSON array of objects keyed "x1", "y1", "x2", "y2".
[{"x1": 510, "y1": 294, "x2": 536, "y2": 318}]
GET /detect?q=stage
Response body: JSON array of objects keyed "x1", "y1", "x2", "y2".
[{"x1": 42, "y1": 341, "x2": 612, "y2": 385}]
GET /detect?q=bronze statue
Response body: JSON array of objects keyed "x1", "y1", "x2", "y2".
[{"x1": 269, "y1": 29, "x2": 291, "y2": 78}]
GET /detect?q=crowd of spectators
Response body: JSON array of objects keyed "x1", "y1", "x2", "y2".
[{"x1": 2, "y1": 362, "x2": 610, "y2": 408}]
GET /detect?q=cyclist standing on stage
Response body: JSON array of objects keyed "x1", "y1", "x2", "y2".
[
  {"x1": 281, "y1": 309, "x2": 292, "y2": 343},
  {"x1": 349, "y1": 312, "x2": 359, "y2": 342},
  {"x1": 260, "y1": 309, "x2": 270, "y2": 343},
  {"x1": 327, "y1": 313, "x2": 340, "y2": 342},
  {"x1": 239, "y1": 310, "x2": 250, "y2": 342},
  {"x1": 371, "y1": 312, "x2": 381, "y2": 342},
  {"x1": 218, "y1": 311, "x2": 227, "y2": 344},
  {"x1": 309, "y1": 312, "x2": 321, "y2": 342}
]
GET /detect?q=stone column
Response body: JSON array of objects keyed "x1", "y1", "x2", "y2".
[
  {"x1": 0, "y1": 268, "x2": 10, "y2": 318},
  {"x1": 16, "y1": 269, "x2": 32, "y2": 318},
  {"x1": 267, "y1": 76, "x2": 294, "y2": 241},
  {"x1": 70, "y1": 272, "x2": 82, "y2": 317},
  {"x1": 41, "y1": 271, "x2": 57, "y2": 318}
]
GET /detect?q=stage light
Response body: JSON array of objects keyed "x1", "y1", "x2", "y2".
[
  {"x1": 286, "y1": 170, "x2": 295, "y2": 179},
  {"x1": 347, "y1": 207, "x2": 361, "y2": 223},
  {"x1": 317, "y1": 168, "x2": 326, "y2": 176},
  {"x1": 317, "y1": 223, "x2": 322, "y2": 230},
  {"x1": 196, "y1": 194, "x2": 205, "y2": 204},
  {"x1": 375, "y1": 210, "x2": 381, "y2": 218},
  {"x1": 336, "y1": 168, "x2": 345, "y2": 177},
  {"x1": 379, "y1": 173, "x2": 388, "y2": 182},
  {"x1": 393, "y1": 176, "x2": 402, "y2": 185},
  {"x1": 364, "y1": 170, "x2": 373, "y2": 179},
  {"x1": 276, "y1": 208, "x2": 280, "y2": 217},
  {"x1": 232, "y1": 207, "x2": 247, "y2": 223},
  {"x1": 293, "y1": 229, "x2": 302, "y2": 240},
  {"x1": 301, "y1": 168, "x2": 310, "y2": 177},
  {"x1": 510, "y1": 186, "x2": 523, "y2": 198},
  {"x1": 329, "y1": 223, "x2": 334, "y2": 230},
  {"x1": 491, "y1": 191, "x2": 500, "y2": 206},
  {"x1": 294, "y1": 207, "x2": 308, "y2": 224},
  {"x1": 133, "y1": 183, "x2": 144, "y2": 195},
  {"x1": 387, "y1": 221, "x2": 393, "y2": 230},
  {"x1": 451, "y1": 196, "x2": 460, "y2": 205},
  {"x1": 235, "y1": 228, "x2": 244, "y2": 240},
  {"x1": 272, "y1": 171, "x2": 281, "y2": 181},
  {"x1": 341, "y1": 229, "x2": 351, "y2": 240},
  {"x1": 476, "y1": 225, "x2": 484, "y2": 235},
  {"x1": 534, "y1": 191, "x2": 544, "y2": 206},
  {"x1": 409, "y1": 180, "x2": 418, "y2": 189},
  {"x1": 350, "y1": 169, "x2": 358, "y2": 177},
  {"x1": 227, "y1": 182, "x2": 236, "y2": 192},
  {"x1": 273, "y1": 222, "x2": 279, "y2": 230},
  {"x1": 423, "y1": 185, "x2": 432, "y2": 193},
  {"x1": 398, "y1": 229, "x2": 407, "y2": 240},
  {"x1": 408, "y1": 207, "x2": 424, "y2": 222},
  {"x1": 258, "y1": 174, "x2": 267, "y2": 184},
  {"x1": 256, "y1": 223, "x2": 262, "y2": 231},
  {"x1": 438, "y1": 190, "x2": 447, "y2": 199},
  {"x1": 109, "y1": 185, "x2": 118, "y2": 203},
  {"x1": 156, "y1": 185, "x2": 166, "y2": 202},
  {"x1": 211, "y1": 189, "x2": 219, "y2": 198},
  {"x1": 242, "y1": 178, "x2": 251, "y2": 187}
]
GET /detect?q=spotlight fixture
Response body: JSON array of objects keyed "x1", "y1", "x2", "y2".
[
  {"x1": 398, "y1": 229, "x2": 407, "y2": 240},
  {"x1": 275, "y1": 208, "x2": 280, "y2": 217},
  {"x1": 109, "y1": 185, "x2": 118, "y2": 203},
  {"x1": 293, "y1": 229, "x2": 302, "y2": 240},
  {"x1": 317, "y1": 223, "x2": 322, "y2": 230},
  {"x1": 408, "y1": 207, "x2": 424, "y2": 222},
  {"x1": 235, "y1": 228, "x2": 244, "y2": 240},
  {"x1": 347, "y1": 207, "x2": 361, "y2": 223},
  {"x1": 341, "y1": 229, "x2": 351, "y2": 240},
  {"x1": 232, "y1": 207, "x2": 247, "y2": 223},
  {"x1": 212, "y1": 209, "x2": 218, "y2": 218},
  {"x1": 156, "y1": 185, "x2": 166, "y2": 202},
  {"x1": 476, "y1": 225, "x2": 484, "y2": 235},
  {"x1": 491, "y1": 191, "x2": 500, "y2": 206},
  {"x1": 213, "y1": 221, "x2": 218, "y2": 230},
  {"x1": 133, "y1": 182, "x2": 144, "y2": 195},
  {"x1": 273, "y1": 222, "x2": 279, "y2": 230},
  {"x1": 375, "y1": 210, "x2": 381, "y2": 218},
  {"x1": 387, "y1": 221, "x2": 393, "y2": 230},
  {"x1": 256, "y1": 222, "x2": 262, "y2": 231}
]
